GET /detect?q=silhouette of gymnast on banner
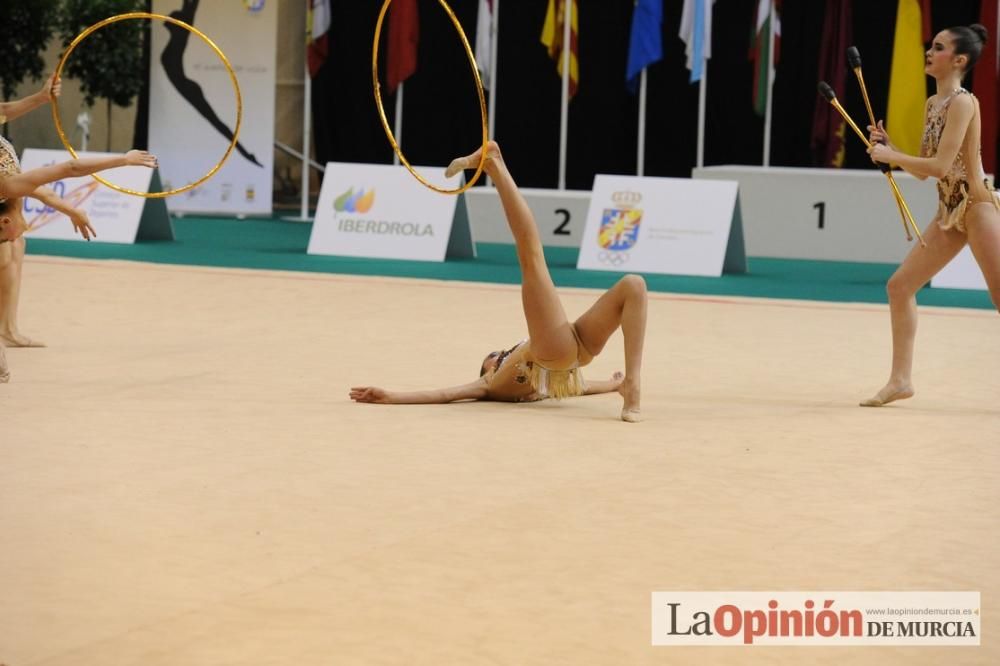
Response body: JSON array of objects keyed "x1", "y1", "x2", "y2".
[{"x1": 161, "y1": 0, "x2": 263, "y2": 168}]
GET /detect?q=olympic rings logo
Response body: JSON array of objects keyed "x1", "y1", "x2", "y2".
[{"x1": 598, "y1": 251, "x2": 629, "y2": 267}]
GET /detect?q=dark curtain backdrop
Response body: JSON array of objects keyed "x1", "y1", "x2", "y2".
[{"x1": 310, "y1": 0, "x2": 987, "y2": 190}]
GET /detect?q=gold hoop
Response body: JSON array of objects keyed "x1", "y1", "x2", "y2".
[
  {"x1": 52, "y1": 12, "x2": 243, "y2": 199},
  {"x1": 372, "y1": 0, "x2": 488, "y2": 196}
]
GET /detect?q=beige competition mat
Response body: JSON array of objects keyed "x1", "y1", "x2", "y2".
[{"x1": 2, "y1": 256, "x2": 998, "y2": 665}]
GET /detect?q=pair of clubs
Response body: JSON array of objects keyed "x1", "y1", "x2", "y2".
[{"x1": 819, "y1": 46, "x2": 926, "y2": 246}]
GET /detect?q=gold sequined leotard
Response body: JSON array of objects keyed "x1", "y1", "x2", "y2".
[
  {"x1": 921, "y1": 88, "x2": 1000, "y2": 232},
  {"x1": 0, "y1": 133, "x2": 21, "y2": 177},
  {"x1": 0, "y1": 134, "x2": 23, "y2": 244}
]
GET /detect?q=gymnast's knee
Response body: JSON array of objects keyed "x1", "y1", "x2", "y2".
[
  {"x1": 885, "y1": 273, "x2": 914, "y2": 302},
  {"x1": 619, "y1": 274, "x2": 646, "y2": 297}
]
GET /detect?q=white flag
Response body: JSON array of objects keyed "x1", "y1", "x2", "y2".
[
  {"x1": 679, "y1": 0, "x2": 715, "y2": 83},
  {"x1": 310, "y1": 0, "x2": 331, "y2": 40},
  {"x1": 475, "y1": 0, "x2": 493, "y2": 89}
]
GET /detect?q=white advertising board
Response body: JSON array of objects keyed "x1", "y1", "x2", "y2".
[
  {"x1": 577, "y1": 175, "x2": 745, "y2": 276},
  {"x1": 20, "y1": 148, "x2": 171, "y2": 243},
  {"x1": 307, "y1": 162, "x2": 474, "y2": 261}
]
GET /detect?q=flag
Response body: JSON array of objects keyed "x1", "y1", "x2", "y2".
[
  {"x1": 541, "y1": 0, "x2": 579, "y2": 98},
  {"x1": 749, "y1": 0, "x2": 780, "y2": 116},
  {"x1": 625, "y1": 0, "x2": 663, "y2": 93},
  {"x1": 811, "y1": 0, "x2": 852, "y2": 167},
  {"x1": 306, "y1": 0, "x2": 331, "y2": 78},
  {"x1": 475, "y1": 0, "x2": 494, "y2": 90},
  {"x1": 886, "y1": 0, "x2": 931, "y2": 157},
  {"x1": 387, "y1": 0, "x2": 419, "y2": 94},
  {"x1": 679, "y1": 0, "x2": 715, "y2": 83},
  {"x1": 972, "y1": 0, "x2": 998, "y2": 176}
]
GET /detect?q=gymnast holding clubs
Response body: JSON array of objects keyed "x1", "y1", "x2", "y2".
[
  {"x1": 862, "y1": 23, "x2": 1000, "y2": 407},
  {"x1": 350, "y1": 141, "x2": 647, "y2": 422}
]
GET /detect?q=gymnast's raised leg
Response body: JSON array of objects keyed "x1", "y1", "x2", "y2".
[{"x1": 447, "y1": 142, "x2": 645, "y2": 420}]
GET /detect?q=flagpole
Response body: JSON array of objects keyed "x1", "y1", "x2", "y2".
[
  {"x1": 637, "y1": 68, "x2": 647, "y2": 176},
  {"x1": 486, "y1": 0, "x2": 500, "y2": 187},
  {"x1": 300, "y1": 58, "x2": 313, "y2": 219},
  {"x1": 394, "y1": 83, "x2": 404, "y2": 165},
  {"x1": 697, "y1": 66, "x2": 706, "y2": 168},
  {"x1": 762, "y1": 0, "x2": 776, "y2": 167},
  {"x1": 558, "y1": 0, "x2": 571, "y2": 190}
]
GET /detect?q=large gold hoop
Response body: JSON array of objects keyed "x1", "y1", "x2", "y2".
[
  {"x1": 372, "y1": 0, "x2": 488, "y2": 195},
  {"x1": 52, "y1": 12, "x2": 242, "y2": 198}
]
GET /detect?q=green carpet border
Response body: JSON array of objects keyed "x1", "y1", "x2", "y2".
[{"x1": 24, "y1": 216, "x2": 994, "y2": 310}]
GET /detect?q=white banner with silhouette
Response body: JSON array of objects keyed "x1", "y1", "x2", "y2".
[{"x1": 149, "y1": 0, "x2": 275, "y2": 215}]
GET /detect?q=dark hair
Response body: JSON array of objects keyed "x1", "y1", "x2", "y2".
[
  {"x1": 480, "y1": 351, "x2": 500, "y2": 377},
  {"x1": 947, "y1": 24, "x2": 989, "y2": 73},
  {"x1": 479, "y1": 343, "x2": 519, "y2": 377}
]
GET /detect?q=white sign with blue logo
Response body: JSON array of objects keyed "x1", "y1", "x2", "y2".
[
  {"x1": 307, "y1": 162, "x2": 475, "y2": 262},
  {"x1": 19, "y1": 148, "x2": 172, "y2": 244},
  {"x1": 577, "y1": 175, "x2": 746, "y2": 277}
]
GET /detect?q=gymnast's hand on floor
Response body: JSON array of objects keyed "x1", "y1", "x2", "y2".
[
  {"x1": 125, "y1": 150, "x2": 159, "y2": 168},
  {"x1": 350, "y1": 386, "x2": 390, "y2": 403}
]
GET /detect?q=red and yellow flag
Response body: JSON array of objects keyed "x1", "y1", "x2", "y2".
[{"x1": 540, "y1": 0, "x2": 579, "y2": 98}]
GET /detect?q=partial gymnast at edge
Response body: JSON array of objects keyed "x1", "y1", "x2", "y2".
[
  {"x1": 0, "y1": 147, "x2": 158, "y2": 382},
  {"x1": 350, "y1": 141, "x2": 647, "y2": 422},
  {"x1": 862, "y1": 23, "x2": 1000, "y2": 407},
  {"x1": 0, "y1": 74, "x2": 96, "y2": 349}
]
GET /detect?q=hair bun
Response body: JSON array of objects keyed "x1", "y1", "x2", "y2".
[{"x1": 970, "y1": 23, "x2": 988, "y2": 44}]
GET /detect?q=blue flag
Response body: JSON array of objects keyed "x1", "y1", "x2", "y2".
[{"x1": 625, "y1": 0, "x2": 663, "y2": 93}]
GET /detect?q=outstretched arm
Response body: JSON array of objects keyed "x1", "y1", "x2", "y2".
[
  {"x1": 869, "y1": 96, "x2": 974, "y2": 179},
  {"x1": 28, "y1": 187, "x2": 96, "y2": 240},
  {"x1": 0, "y1": 74, "x2": 60, "y2": 124},
  {"x1": 0, "y1": 150, "x2": 157, "y2": 201},
  {"x1": 350, "y1": 378, "x2": 489, "y2": 404}
]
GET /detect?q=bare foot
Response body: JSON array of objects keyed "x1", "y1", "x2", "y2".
[
  {"x1": 0, "y1": 345, "x2": 10, "y2": 383},
  {"x1": 618, "y1": 377, "x2": 641, "y2": 422},
  {"x1": 860, "y1": 381, "x2": 914, "y2": 407},
  {"x1": 0, "y1": 331, "x2": 46, "y2": 348},
  {"x1": 444, "y1": 140, "x2": 501, "y2": 178}
]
